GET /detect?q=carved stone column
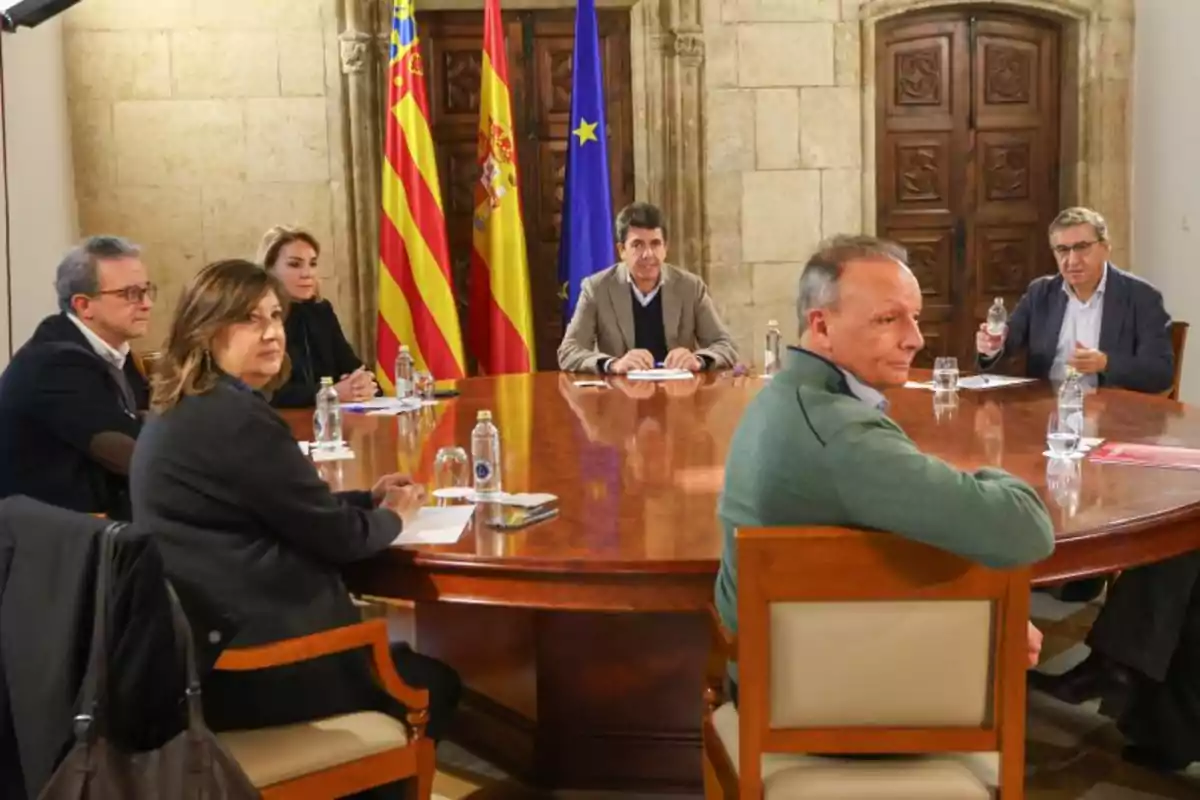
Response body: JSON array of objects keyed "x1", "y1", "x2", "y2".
[
  {"x1": 663, "y1": 3, "x2": 705, "y2": 277},
  {"x1": 635, "y1": 0, "x2": 706, "y2": 278},
  {"x1": 340, "y1": 0, "x2": 388, "y2": 361}
]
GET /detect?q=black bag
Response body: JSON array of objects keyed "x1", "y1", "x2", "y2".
[{"x1": 38, "y1": 523, "x2": 260, "y2": 800}]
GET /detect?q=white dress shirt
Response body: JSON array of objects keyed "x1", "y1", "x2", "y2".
[
  {"x1": 1050, "y1": 264, "x2": 1108, "y2": 386},
  {"x1": 631, "y1": 280, "x2": 662, "y2": 307},
  {"x1": 66, "y1": 313, "x2": 131, "y2": 370}
]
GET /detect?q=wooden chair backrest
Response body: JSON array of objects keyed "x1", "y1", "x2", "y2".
[
  {"x1": 732, "y1": 526, "x2": 1030, "y2": 798},
  {"x1": 1168, "y1": 321, "x2": 1189, "y2": 400}
]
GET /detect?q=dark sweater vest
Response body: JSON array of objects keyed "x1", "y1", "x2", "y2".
[{"x1": 631, "y1": 288, "x2": 668, "y2": 364}]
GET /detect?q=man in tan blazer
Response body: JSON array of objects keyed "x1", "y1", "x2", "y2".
[{"x1": 557, "y1": 202, "x2": 739, "y2": 373}]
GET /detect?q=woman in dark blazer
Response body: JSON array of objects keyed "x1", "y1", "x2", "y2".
[
  {"x1": 129, "y1": 260, "x2": 460, "y2": 755},
  {"x1": 257, "y1": 226, "x2": 378, "y2": 407}
]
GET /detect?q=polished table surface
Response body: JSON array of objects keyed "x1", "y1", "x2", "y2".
[
  {"x1": 288, "y1": 370, "x2": 1200, "y2": 594},
  {"x1": 285, "y1": 370, "x2": 1200, "y2": 791}
]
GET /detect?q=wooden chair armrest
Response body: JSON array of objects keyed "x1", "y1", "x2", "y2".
[
  {"x1": 708, "y1": 603, "x2": 737, "y2": 662},
  {"x1": 214, "y1": 619, "x2": 430, "y2": 715}
]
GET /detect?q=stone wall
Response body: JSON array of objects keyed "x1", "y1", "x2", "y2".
[
  {"x1": 703, "y1": 0, "x2": 859, "y2": 362},
  {"x1": 63, "y1": 0, "x2": 350, "y2": 347}
]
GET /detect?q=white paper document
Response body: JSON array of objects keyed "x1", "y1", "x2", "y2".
[
  {"x1": 955, "y1": 374, "x2": 1037, "y2": 390},
  {"x1": 343, "y1": 397, "x2": 436, "y2": 414},
  {"x1": 392, "y1": 505, "x2": 476, "y2": 546},
  {"x1": 625, "y1": 368, "x2": 695, "y2": 382},
  {"x1": 310, "y1": 444, "x2": 354, "y2": 463},
  {"x1": 501, "y1": 492, "x2": 558, "y2": 507},
  {"x1": 299, "y1": 441, "x2": 354, "y2": 461},
  {"x1": 464, "y1": 491, "x2": 557, "y2": 507}
]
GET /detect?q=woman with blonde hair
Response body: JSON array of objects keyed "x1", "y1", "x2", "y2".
[
  {"x1": 257, "y1": 225, "x2": 377, "y2": 407},
  {"x1": 130, "y1": 259, "x2": 460, "y2": 765}
]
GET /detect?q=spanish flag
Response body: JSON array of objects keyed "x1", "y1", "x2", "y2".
[
  {"x1": 468, "y1": 0, "x2": 535, "y2": 375},
  {"x1": 376, "y1": 0, "x2": 466, "y2": 388}
]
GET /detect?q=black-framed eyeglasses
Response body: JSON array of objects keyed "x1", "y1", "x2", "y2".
[
  {"x1": 94, "y1": 282, "x2": 157, "y2": 303},
  {"x1": 1052, "y1": 241, "x2": 1099, "y2": 258}
]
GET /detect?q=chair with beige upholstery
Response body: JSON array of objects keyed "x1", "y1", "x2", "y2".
[
  {"x1": 702, "y1": 527, "x2": 1031, "y2": 799},
  {"x1": 1166, "y1": 320, "x2": 1189, "y2": 400},
  {"x1": 213, "y1": 618, "x2": 435, "y2": 799}
]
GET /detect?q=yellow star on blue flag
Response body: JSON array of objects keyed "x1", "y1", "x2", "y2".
[{"x1": 572, "y1": 118, "x2": 599, "y2": 145}]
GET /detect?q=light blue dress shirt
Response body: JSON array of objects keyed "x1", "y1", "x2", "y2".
[
  {"x1": 1050, "y1": 264, "x2": 1108, "y2": 387},
  {"x1": 841, "y1": 368, "x2": 890, "y2": 413}
]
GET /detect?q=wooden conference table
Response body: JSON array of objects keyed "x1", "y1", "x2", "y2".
[{"x1": 285, "y1": 370, "x2": 1200, "y2": 793}]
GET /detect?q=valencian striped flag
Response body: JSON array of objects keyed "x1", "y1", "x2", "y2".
[
  {"x1": 557, "y1": 0, "x2": 615, "y2": 321},
  {"x1": 376, "y1": 0, "x2": 465, "y2": 388},
  {"x1": 468, "y1": 0, "x2": 535, "y2": 375}
]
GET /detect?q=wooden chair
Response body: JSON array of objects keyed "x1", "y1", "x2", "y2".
[
  {"x1": 1166, "y1": 321, "x2": 1189, "y2": 400},
  {"x1": 213, "y1": 619, "x2": 435, "y2": 799},
  {"x1": 702, "y1": 527, "x2": 1031, "y2": 799}
]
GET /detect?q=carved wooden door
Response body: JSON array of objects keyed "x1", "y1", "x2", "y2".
[
  {"x1": 422, "y1": 10, "x2": 634, "y2": 371},
  {"x1": 876, "y1": 11, "x2": 1060, "y2": 366}
]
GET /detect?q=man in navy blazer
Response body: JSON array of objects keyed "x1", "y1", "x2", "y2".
[
  {"x1": 0, "y1": 236, "x2": 154, "y2": 519},
  {"x1": 987, "y1": 208, "x2": 1199, "y2": 770},
  {"x1": 976, "y1": 206, "x2": 1174, "y2": 394}
]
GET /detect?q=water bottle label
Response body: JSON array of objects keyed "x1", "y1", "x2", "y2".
[{"x1": 474, "y1": 460, "x2": 493, "y2": 482}]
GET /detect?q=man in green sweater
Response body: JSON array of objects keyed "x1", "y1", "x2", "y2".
[{"x1": 714, "y1": 235, "x2": 1056, "y2": 697}]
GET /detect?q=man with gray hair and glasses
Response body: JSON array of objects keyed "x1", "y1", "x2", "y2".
[
  {"x1": 714, "y1": 234, "x2": 1055, "y2": 704},
  {"x1": 976, "y1": 206, "x2": 1174, "y2": 393},
  {"x1": 0, "y1": 235, "x2": 156, "y2": 519}
]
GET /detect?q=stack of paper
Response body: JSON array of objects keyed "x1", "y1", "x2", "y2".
[
  {"x1": 625, "y1": 368, "x2": 695, "y2": 382},
  {"x1": 466, "y1": 491, "x2": 557, "y2": 507},
  {"x1": 392, "y1": 505, "x2": 476, "y2": 546},
  {"x1": 956, "y1": 375, "x2": 1037, "y2": 390},
  {"x1": 342, "y1": 397, "x2": 433, "y2": 414},
  {"x1": 904, "y1": 375, "x2": 1037, "y2": 391},
  {"x1": 300, "y1": 440, "x2": 355, "y2": 462}
]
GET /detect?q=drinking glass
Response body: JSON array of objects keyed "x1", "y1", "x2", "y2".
[
  {"x1": 413, "y1": 370, "x2": 435, "y2": 401},
  {"x1": 433, "y1": 446, "x2": 471, "y2": 503},
  {"x1": 1046, "y1": 409, "x2": 1080, "y2": 458},
  {"x1": 932, "y1": 356, "x2": 959, "y2": 392}
]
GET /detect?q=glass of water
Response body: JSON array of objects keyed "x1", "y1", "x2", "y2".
[
  {"x1": 433, "y1": 446, "x2": 471, "y2": 503},
  {"x1": 1046, "y1": 409, "x2": 1080, "y2": 458},
  {"x1": 414, "y1": 370, "x2": 435, "y2": 401},
  {"x1": 932, "y1": 356, "x2": 959, "y2": 392}
]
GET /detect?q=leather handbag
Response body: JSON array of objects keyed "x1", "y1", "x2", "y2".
[{"x1": 38, "y1": 523, "x2": 260, "y2": 800}]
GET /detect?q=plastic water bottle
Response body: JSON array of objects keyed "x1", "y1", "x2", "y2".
[
  {"x1": 471, "y1": 410, "x2": 502, "y2": 497},
  {"x1": 1057, "y1": 373, "x2": 1084, "y2": 437},
  {"x1": 763, "y1": 320, "x2": 782, "y2": 376},
  {"x1": 313, "y1": 377, "x2": 342, "y2": 452},
  {"x1": 986, "y1": 297, "x2": 1008, "y2": 336},
  {"x1": 394, "y1": 345, "x2": 414, "y2": 399}
]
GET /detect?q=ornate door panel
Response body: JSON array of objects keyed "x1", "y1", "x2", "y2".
[
  {"x1": 970, "y1": 17, "x2": 1059, "y2": 329},
  {"x1": 876, "y1": 11, "x2": 1060, "y2": 366},
  {"x1": 423, "y1": 11, "x2": 634, "y2": 371}
]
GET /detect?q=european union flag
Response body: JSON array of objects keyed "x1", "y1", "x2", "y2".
[{"x1": 557, "y1": 0, "x2": 616, "y2": 322}]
